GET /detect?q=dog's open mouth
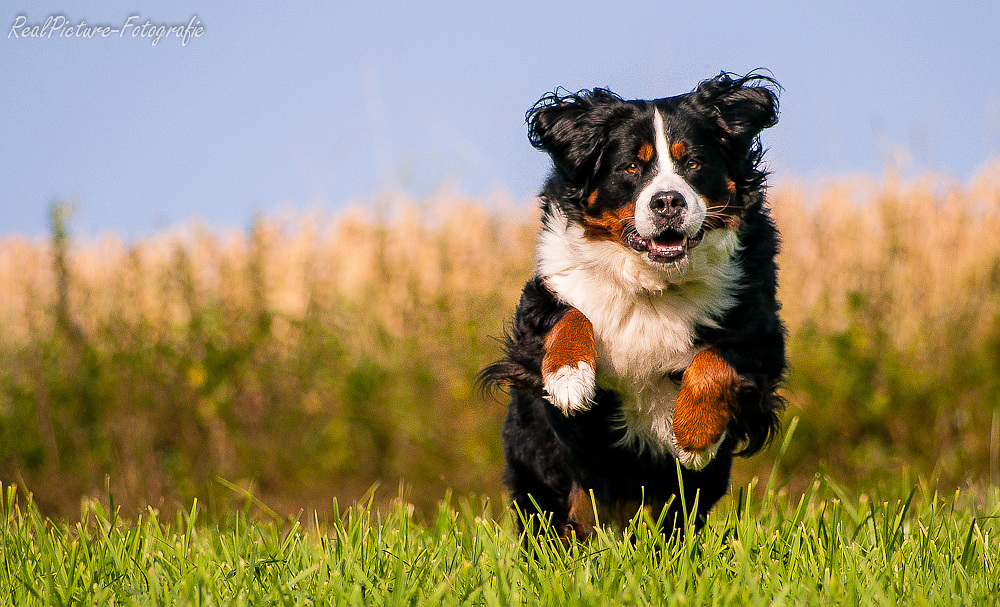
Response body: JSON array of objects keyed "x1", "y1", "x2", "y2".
[{"x1": 626, "y1": 229, "x2": 704, "y2": 263}]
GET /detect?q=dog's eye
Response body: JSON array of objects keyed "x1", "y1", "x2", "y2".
[
  {"x1": 625, "y1": 163, "x2": 639, "y2": 174},
  {"x1": 685, "y1": 159, "x2": 700, "y2": 170}
]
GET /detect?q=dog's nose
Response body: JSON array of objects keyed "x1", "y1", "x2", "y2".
[{"x1": 650, "y1": 190, "x2": 686, "y2": 215}]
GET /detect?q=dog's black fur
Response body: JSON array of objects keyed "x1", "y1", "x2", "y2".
[{"x1": 481, "y1": 72, "x2": 786, "y2": 537}]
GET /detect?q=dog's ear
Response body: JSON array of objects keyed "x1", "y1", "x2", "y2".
[
  {"x1": 527, "y1": 89, "x2": 622, "y2": 187},
  {"x1": 694, "y1": 72, "x2": 779, "y2": 150}
]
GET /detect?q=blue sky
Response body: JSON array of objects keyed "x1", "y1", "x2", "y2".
[{"x1": 2, "y1": 0, "x2": 999, "y2": 237}]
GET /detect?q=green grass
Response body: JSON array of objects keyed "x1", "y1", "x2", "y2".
[{"x1": 3, "y1": 472, "x2": 998, "y2": 606}]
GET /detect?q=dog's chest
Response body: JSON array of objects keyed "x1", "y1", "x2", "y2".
[
  {"x1": 537, "y1": 219, "x2": 742, "y2": 451},
  {"x1": 589, "y1": 295, "x2": 701, "y2": 379},
  {"x1": 546, "y1": 271, "x2": 739, "y2": 453},
  {"x1": 586, "y1": 292, "x2": 707, "y2": 451}
]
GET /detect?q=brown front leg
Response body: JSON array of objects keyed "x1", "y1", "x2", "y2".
[
  {"x1": 672, "y1": 347, "x2": 739, "y2": 469},
  {"x1": 541, "y1": 308, "x2": 597, "y2": 415}
]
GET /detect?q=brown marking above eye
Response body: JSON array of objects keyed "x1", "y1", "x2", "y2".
[
  {"x1": 726, "y1": 179, "x2": 736, "y2": 193},
  {"x1": 587, "y1": 189, "x2": 599, "y2": 206},
  {"x1": 637, "y1": 143, "x2": 653, "y2": 163},
  {"x1": 670, "y1": 140, "x2": 686, "y2": 161}
]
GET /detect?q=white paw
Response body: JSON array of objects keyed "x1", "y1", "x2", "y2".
[
  {"x1": 673, "y1": 432, "x2": 726, "y2": 470},
  {"x1": 543, "y1": 362, "x2": 596, "y2": 416}
]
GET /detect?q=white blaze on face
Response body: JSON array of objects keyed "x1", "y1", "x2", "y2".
[{"x1": 633, "y1": 109, "x2": 707, "y2": 240}]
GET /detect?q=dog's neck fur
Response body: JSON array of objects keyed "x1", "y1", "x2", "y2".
[{"x1": 536, "y1": 204, "x2": 743, "y2": 455}]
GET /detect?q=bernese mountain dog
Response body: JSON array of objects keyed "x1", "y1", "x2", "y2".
[{"x1": 480, "y1": 72, "x2": 786, "y2": 539}]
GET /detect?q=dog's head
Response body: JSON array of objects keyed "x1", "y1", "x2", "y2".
[{"x1": 529, "y1": 72, "x2": 779, "y2": 279}]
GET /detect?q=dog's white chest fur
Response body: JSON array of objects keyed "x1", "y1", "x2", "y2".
[{"x1": 536, "y1": 208, "x2": 742, "y2": 458}]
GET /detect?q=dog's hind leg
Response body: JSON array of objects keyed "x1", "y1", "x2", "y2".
[{"x1": 502, "y1": 389, "x2": 574, "y2": 536}]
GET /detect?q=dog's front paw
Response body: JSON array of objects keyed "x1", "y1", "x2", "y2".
[
  {"x1": 673, "y1": 433, "x2": 726, "y2": 470},
  {"x1": 543, "y1": 361, "x2": 596, "y2": 416},
  {"x1": 672, "y1": 347, "x2": 739, "y2": 469},
  {"x1": 541, "y1": 308, "x2": 596, "y2": 416}
]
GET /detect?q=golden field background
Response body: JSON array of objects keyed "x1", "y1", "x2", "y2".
[{"x1": 3, "y1": 162, "x2": 1000, "y2": 518}]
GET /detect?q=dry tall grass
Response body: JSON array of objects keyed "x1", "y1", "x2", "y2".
[
  {"x1": 2, "y1": 163, "x2": 1000, "y2": 517},
  {"x1": 774, "y1": 162, "x2": 1000, "y2": 488}
]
